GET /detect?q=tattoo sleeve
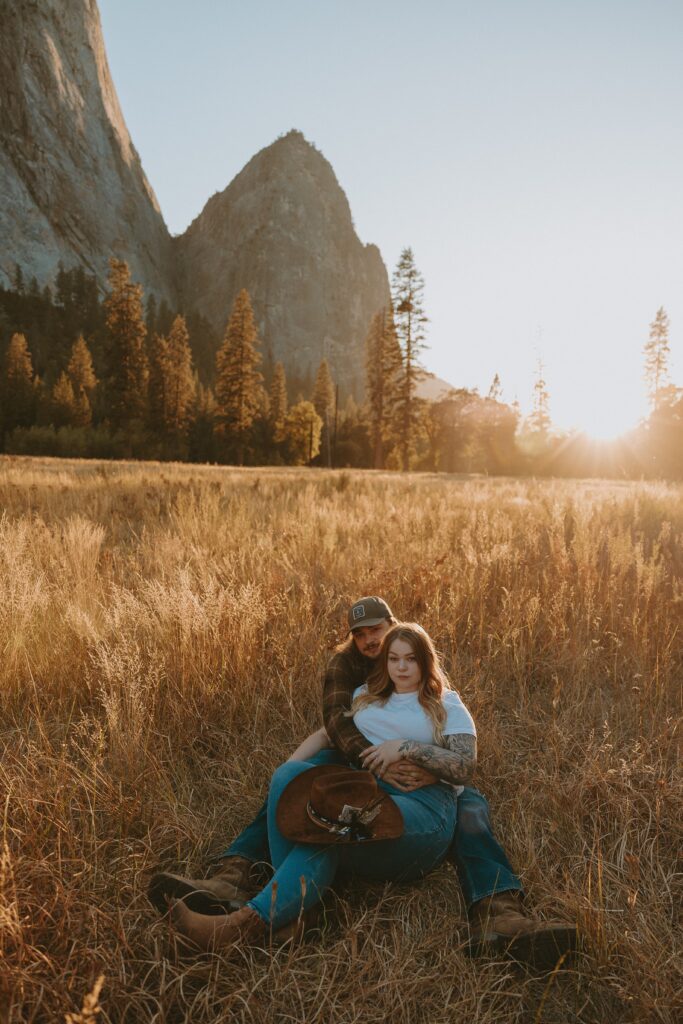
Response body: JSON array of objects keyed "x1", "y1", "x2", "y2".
[{"x1": 397, "y1": 733, "x2": 477, "y2": 785}]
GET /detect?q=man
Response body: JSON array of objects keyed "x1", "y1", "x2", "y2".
[{"x1": 149, "y1": 596, "x2": 576, "y2": 963}]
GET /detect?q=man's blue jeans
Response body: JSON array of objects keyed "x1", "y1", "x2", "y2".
[
  {"x1": 245, "y1": 756, "x2": 458, "y2": 929},
  {"x1": 219, "y1": 749, "x2": 522, "y2": 908}
]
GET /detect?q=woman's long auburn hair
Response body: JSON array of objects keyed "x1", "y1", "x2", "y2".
[{"x1": 349, "y1": 623, "x2": 451, "y2": 745}]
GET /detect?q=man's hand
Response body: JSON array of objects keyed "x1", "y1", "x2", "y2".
[{"x1": 382, "y1": 761, "x2": 439, "y2": 791}]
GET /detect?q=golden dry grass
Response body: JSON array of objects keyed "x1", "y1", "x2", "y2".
[{"x1": 0, "y1": 455, "x2": 681, "y2": 1024}]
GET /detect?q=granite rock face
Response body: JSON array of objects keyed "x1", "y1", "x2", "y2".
[
  {"x1": 1, "y1": 3, "x2": 390, "y2": 394},
  {"x1": 175, "y1": 131, "x2": 390, "y2": 393},
  {"x1": 0, "y1": 0, "x2": 175, "y2": 302}
]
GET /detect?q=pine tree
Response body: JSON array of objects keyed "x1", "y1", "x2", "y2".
[
  {"x1": 312, "y1": 358, "x2": 335, "y2": 466},
  {"x1": 55, "y1": 262, "x2": 68, "y2": 307},
  {"x1": 488, "y1": 373, "x2": 503, "y2": 402},
  {"x1": 149, "y1": 316, "x2": 196, "y2": 456},
  {"x1": 2, "y1": 333, "x2": 37, "y2": 437},
  {"x1": 312, "y1": 359, "x2": 334, "y2": 422},
  {"x1": 644, "y1": 307, "x2": 672, "y2": 411},
  {"x1": 187, "y1": 380, "x2": 218, "y2": 462},
  {"x1": 269, "y1": 361, "x2": 288, "y2": 445},
  {"x1": 103, "y1": 258, "x2": 148, "y2": 431},
  {"x1": 392, "y1": 248, "x2": 428, "y2": 470},
  {"x1": 284, "y1": 400, "x2": 322, "y2": 465},
  {"x1": 214, "y1": 289, "x2": 264, "y2": 464},
  {"x1": 528, "y1": 358, "x2": 551, "y2": 439},
  {"x1": 365, "y1": 306, "x2": 403, "y2": 469},
  {"x1": 67, "y1": 333, "x2": 96, "y2": 427},
  {"x1": 148, "y1": 332, "x2": 171, "y2": 430},
  {"x1": 51, "y1": 371, "x2": 77, "y2": 428},
  {"x1": 166, "y1": 315, "x2": 195, "y2": 438},
  {"x1": 67, "y1": 335, "x2": 97, "y2": 397},
  {"x1": 72, "y1": 386, "x2": 92, "y2": 428}
]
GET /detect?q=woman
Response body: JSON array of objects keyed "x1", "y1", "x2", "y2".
[{"x1": 170, "y1": 623, "x2": 477, "y2": 951}]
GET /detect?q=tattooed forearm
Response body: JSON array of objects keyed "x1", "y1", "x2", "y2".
[{"x1": 397, "y1": 733, "x2": 477, "y2": 784}]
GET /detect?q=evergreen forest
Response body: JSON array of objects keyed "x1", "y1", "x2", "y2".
[{"x1": 1, "y1": 256, "x2": 681, "y2": 478}]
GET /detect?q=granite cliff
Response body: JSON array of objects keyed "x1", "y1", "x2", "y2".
[
  {"x1": 0, "y1": 0, "x2": 174, "y2": 302},
  {"x1": 175, "y1": 131, "x2": 390, "y2": 391},
  {"x1": 1, "y1": 3, "x2": 390, "y2": 393}
]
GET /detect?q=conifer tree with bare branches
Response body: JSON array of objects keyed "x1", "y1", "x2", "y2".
[
  {"x1": 488, "y1": 373, "x2": 503, "y2": 402},
  {"x1": 392, "y1": 248, "x2": 428, "y2": 470},
  {"x1": 529, "y1": 358, "x2": 551, "y2": 439},
  {"x1": 644, "y1": 307, "x2": 672, "y2": 412}
]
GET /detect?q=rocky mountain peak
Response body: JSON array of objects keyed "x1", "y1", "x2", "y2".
[{"x1": 175, "y1": 129, "x2": 389, "y2": 393}]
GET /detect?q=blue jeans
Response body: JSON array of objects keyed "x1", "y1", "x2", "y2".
[
  {"x1": 245, "y1": 757, "x2": 458, "y2": 929},
  {"x1": 220, "y1": 750, "x2": 522, "y2": 908}
]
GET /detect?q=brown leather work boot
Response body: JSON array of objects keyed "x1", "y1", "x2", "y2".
[
  {"x1": 147, "y1": 855, "x2": 256, "y2": 916},
  {"x1": 170, "y1": 901, "x2": 267, "y2": 953},
  {"x1": 467, "y1": 891, "x2": 579, "y2": 968}
]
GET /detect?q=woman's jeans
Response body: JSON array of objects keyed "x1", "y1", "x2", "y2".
[
  {"x1": 220, "y1": 749, "x2": 523, "y2": 909},
  {"x1": 246, "y1": 755, "x2": 458, "y2": 929}
]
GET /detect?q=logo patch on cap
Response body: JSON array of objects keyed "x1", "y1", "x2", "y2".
[{"x1": 352, "y1": 604, "x2": 365, "y2": 621}]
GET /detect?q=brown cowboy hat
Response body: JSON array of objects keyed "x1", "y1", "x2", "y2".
[{"x1": 276, "y1": 764, "x2": 404, "y2": 844}]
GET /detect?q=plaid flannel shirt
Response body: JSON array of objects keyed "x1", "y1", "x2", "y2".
[{"x1": 322, "y1": 644, "x2": 375, "y2": 766}]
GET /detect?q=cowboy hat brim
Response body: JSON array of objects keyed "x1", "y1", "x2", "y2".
[{"x1": 276, "y1": 764, "x2": 404, "y2": 844}]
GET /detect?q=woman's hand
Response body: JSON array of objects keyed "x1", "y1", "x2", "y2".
[{"x1": 360, "y1": 739, "x2": 405, "y2": 776}]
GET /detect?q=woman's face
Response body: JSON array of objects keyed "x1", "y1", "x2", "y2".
[{"x1": 387, "y1": 638, "x2": 421, "y2": 693}]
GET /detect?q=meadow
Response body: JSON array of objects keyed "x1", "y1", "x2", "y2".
[{"x1": 0, "y1": 456, "x2": 680, "y2": 1024}]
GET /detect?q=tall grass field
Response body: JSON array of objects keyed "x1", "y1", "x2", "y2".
[{"x1": 0, "y1": 456, "x2": 680, "y2": 1023}]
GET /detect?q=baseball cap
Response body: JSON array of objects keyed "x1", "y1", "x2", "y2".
[{"x1": 347, "y1": 596, "x2": 393, "y2": 631}]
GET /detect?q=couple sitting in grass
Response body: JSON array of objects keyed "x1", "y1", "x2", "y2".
[{"x1": 149, "y1": 597, "x2": 576, "y2": 964}]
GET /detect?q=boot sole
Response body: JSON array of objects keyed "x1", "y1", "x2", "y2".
[
  {"x1": 467, "y1": 925, "x2": 580, "y2": 969},
  {"x1": 147, "y1": 873, "x2": 245, "y2": 917},
  {"x1": 506, "y1": 925, "x2": 580, "y2": 970}
]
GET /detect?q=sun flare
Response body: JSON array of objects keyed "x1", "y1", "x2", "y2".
[{"x1": 563, "y1": 400, "x2": 644, "y2": 442}]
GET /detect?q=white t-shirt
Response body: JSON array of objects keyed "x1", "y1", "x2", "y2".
[{"x1": 352, "y1": 685, "x2": 476, "y2": 746}]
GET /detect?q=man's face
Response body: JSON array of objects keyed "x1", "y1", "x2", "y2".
[{"x1": 351, "y1": 620, "x2": 391, "y2": 659}]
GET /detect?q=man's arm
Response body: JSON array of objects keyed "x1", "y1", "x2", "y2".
[
  {"x1": 397, "y1": 734, "x2": 477, "y2": 785},
  {"x1": 322, "y1": 651, "x2": 372, "y2": 765}
]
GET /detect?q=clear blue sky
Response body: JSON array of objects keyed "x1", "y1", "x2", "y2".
[{"x1": 99, "y1": 0, "x2": 683, "y2": 437}]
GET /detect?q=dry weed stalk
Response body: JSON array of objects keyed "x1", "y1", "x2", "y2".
[{"x1": 0, "y1": 455, "x2": 680, "y2": 1023}]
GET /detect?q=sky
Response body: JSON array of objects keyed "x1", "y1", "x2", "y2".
[{"x1": 98, "y1": 0, "x2": 683, "y2": 438}]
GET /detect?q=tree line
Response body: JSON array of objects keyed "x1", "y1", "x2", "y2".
[
  {"x1": 1, "y1": 260, "x2": 335, "y2": 465},
  {"x1": 1, "y1": 256, "x2": 681, "y2": 477}
]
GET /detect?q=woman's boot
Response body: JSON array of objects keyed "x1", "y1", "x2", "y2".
[
  {"x1": 148, "y1": 855, "x2": 256, "y2": 916},
  {"x1": 170, "y1": 901, "x2": 267, "y2": 953}
]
